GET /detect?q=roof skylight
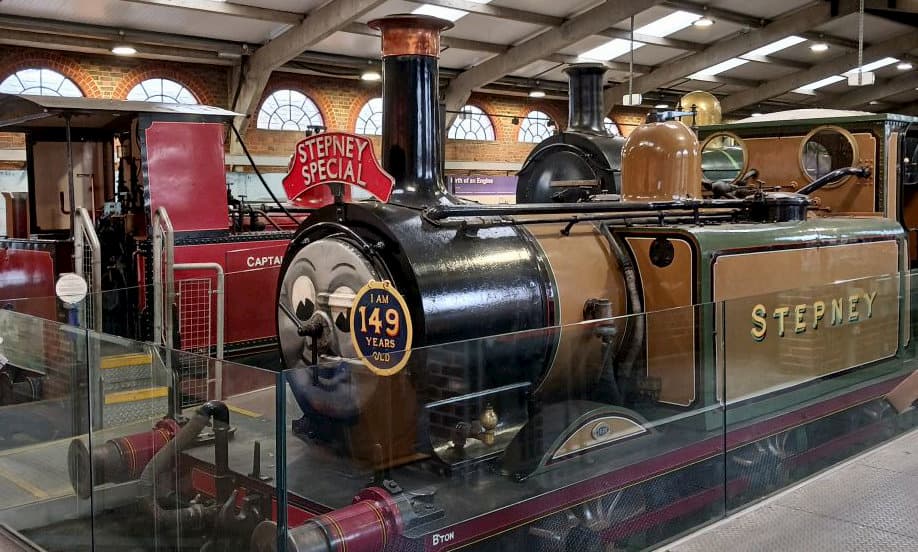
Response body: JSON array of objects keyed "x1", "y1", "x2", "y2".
[
  {"x1": 842, "y1": 57, "x2": 900, "y2": 75},
  {"x1": 688, "y1": 36, "x2": 806, "y2": 78},
  {"x1": 579, "y1": 10, "x2": 700, "y2": 62},
  {"x1": 792, "y1": 75, "x2": 846, "y2": 94},
  {"x1": 794, "y1": 57, "x2": 900, "y2": 93},
  {"x1": 412, "y1": 0, "x2": 492, "y2": 23}
]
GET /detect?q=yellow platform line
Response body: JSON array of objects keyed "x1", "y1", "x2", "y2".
[
  {"x1": 104, "y1": 387, "x2": 168, "y2": 405},
  {"x1": 0, "y1": 464, "x2": 49, "y2": 499},
  {"x1": 227, "y1": 404, "x2": 261, "y2": 418},
  {"x1": 100, "y1": 353, "x2": 153, "y2": 370}
]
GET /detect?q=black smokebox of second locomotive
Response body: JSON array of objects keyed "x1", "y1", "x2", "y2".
[
  {"x1": 369, "y1": 15, "x2": 454, "y2": 207},
  {"x1": 565, "y1": 63, "x2": 608, "y2": 135}
]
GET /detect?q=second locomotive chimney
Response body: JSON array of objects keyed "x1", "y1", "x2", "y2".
[
  {"x1": 565, "y1": 63, "x2": 608, "y2": 135},
  {"x1": 369, "y1": 15, "x2": 454, "y2": 207}
]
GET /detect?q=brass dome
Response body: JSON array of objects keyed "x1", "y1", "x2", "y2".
[
  {"x1": 621, "y1": 120, "x2": 701, "y2": 201},
  {"x1": 679, "y1": 90, "x2": 722, "y2": 126}
]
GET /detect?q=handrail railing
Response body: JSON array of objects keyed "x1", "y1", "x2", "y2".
[
  {"x1": 74, "y1": 207, "x2": 102, "y2": 332},
  {"x1": 152, "y1": 207, "x2": 175, "y2": 350},
  {"x1": 152, "y1": 207, "x2": 177, "y2": 416}
]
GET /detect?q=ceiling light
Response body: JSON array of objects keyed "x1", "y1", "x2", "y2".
[
  {"x1": 360, "y1": 69, "x2": 381, "y2": 82},
  {"x1": 897, "y1": 62, "x2": 913, "y2": 71},
  {"x1": 111, "y1": 45, "x2": 136, "y2": 56},
  {"x1": 751, "y1": 112, "x2": 764, "y2": 117},
  {"x1": 810, "y1": 42, "x2": 829, "y2": 52},
  {"x1": 529, "y1": 89, "x2": 545, "y2": 98},
  {"x1": 654, "y1": 103, "x2": 669, "y2": 109},
  {"x1": 622, "y1": 93, "x2": 643, "y2": 106},
  {"x1": 869, "y1": 101, "x2": 879, "y2": 105},
  {"x1": 692, "y1": 16, "x2": 714, "y2": 28}
]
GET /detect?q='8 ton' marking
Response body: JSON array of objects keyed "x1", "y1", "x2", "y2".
[{"x1": 432, "y1": 531, "x2": 455, "y2": 547}]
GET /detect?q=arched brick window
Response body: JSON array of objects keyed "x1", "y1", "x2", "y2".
[
  {"x1": 518, "y1": 110, "x2": 554, "y2": 143},
  {"x1": 0, "y1": 68, "x2": 82, "y2": 97},
  {"x1": 448, "y1": 105, "x2": 495, "y2": 141},
  {"x1": 126, "y1": 78, "x2": 198, "y2": 104},
  {"x1": 355, "y1": 97, "x2": 383, "y2": 136},
  {"x1": 257, "y1": 89, "x2": 324, "y2": 131}
]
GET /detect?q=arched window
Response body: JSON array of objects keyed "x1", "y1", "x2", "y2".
[
  {"x1": 448, "y1": 105, "x2": 495, "y2": 141},
  {"x1": 603, "y1": 117, "x2": 621, "y2": 136},
  {"x1": 518, "y1": 110, "x2": 554, "y2": 143},
  {"x1": 126, "y1": 78, "x2": 198, "y2": 104},
  {"x1": 257, "y1": 89, "x2": 324, "y2": 131},
  {"x1": 0, "y1": 68, "x2": 82, "y2": 97},
  {"x1": 355, "y1": 97, "x2": 383, "y2": 135}
]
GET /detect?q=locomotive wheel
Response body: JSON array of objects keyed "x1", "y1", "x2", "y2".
[
  {"x1": 729, "y1": 427, "x2": 808, "y2": 496},
  {"x1": 526, "y1": 491, "x2": 627, "y2": 552}
]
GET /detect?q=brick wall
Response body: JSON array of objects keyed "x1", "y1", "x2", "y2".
[{"x1": 0, "y1": 45, "x2": 648, "y2": 172}]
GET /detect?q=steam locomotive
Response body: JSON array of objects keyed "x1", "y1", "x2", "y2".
[{"x1": 55, "y1": 13, "x2": 918, "y2": 552}]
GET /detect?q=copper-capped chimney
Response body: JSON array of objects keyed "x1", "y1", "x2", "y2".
[
  {"x1": 564, "y1": 63, "x2": 608, "y2": 134},
  {"x1": 369, "y1": 15, "x2": 454, "y2": 207}
]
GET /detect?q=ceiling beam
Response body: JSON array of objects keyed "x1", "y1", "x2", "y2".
[
  {"x1": 720, "y1": 30, "x2": 918, "y2": 113},
  {"x1": 596, "y1": 28, "x2": 705, "y2": 52},
  {"x1": 602, "y1": 1, "x2": 851, "y2": 109},
  {"x1": 341, "y1": 22, "x2": 508, "y2": 54},
  {"x1": 679, "y1": 73, "x2": 764, "y2": 88},
  {"x1": 548, "y1": 54, "x2": 653, "y2": 75},
  {"x1": 0, "y1": 28, "x2": 234, "y2": 65},
  {"x1": 0, "y1": 13, "x2": 248, "y2": 55},
  {"x1": 662, "y1": 0, "x2": 766, "y2": 27},
  {"x1": 231, "y1": 0, "x2": 386, "y2": 139},
  {"x1": 741, "y1": 54, "x2": 811, "y2": 70},
  {"x1": 442, "y1": 0, "x2": 663, "y2": 122},
  {"x1": 120, "y1": 0, "x2": 303, "y2": 25},
  {"x1": 822, "y1": 71, "x2": 918, "y2": 109}
]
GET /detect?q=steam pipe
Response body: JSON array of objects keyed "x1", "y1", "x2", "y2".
[
  {"x1": 137, "y1": 401, "x2": 228, "y2": 530},
  {"x1": 599, "y1": 225, "x2": 644, "y2": 385},
  {"x1": 565, "y1": 64, "x2": 608, "y2": 134},
  {"x1": 796, "y1": 166, "x2": 870, "y2": 195},
  {"x1": 67, "y1": 418, "x2": 181, "y2": 499}
]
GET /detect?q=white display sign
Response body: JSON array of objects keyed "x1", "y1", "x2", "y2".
[{"x1": 56, "y1": 273, "x2": 88, "y2": 305}]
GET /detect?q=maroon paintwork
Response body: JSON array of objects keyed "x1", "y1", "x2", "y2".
[
  {"x1": 0, "y1": 241, "x2": 63, "y2": 320},
  {"x1": 172, "y1": 240, "x2": 289, "y2": 347},
  {"x1": 145, "y1": 121, "x2": 230, "y2": 233}
]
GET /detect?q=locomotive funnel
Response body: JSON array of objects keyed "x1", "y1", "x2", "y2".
[
  {"x1": 564, "y1": 63, "x2": 608, "y2": 134},
  {"x1": 369, "y1": 15, "x2": 454, "y2": 207}
]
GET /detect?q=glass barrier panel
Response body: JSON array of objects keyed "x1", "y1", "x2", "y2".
[
  {"x1": 722, "y1": 270, "x2": 918, "y2": 512},
  {"x1": 0, "y1": 307, "x2": 92, "y2": 550},
  {"x1": 21, "y1": 328, "x2": 282, "y2": 552},
  {"x1": 279, "y1": 304, "x2": 727, "y2": 552}
]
